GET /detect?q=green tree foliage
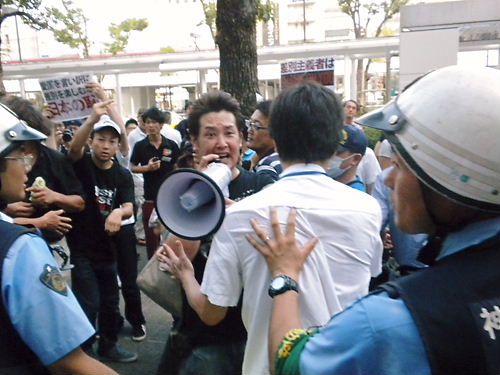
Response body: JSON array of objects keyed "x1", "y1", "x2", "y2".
[
  {"x1": 160, "y1": 46, "x2": 176, "y2": 53},
  {"x1": 105, "y1": 18, "x2": 148, "y2": 55},
  {"x1": 46, "y1": 0, "x2": 91, "y2": 57},
  {"x1": 200, "y1": 0, "x2": 217, "y2": 42},
  {"x1": 201, "y1": 0, "x2": 276, "y2": 44},
  {"x1": 338, "y1": 0, "x2": 409, "y2": 104},
  {"x1": 0, "y1": 0, "x2": 49, "y2": 95},
  {"x1": 339, "y1": 0, "x2": 408, "y2": 39}
]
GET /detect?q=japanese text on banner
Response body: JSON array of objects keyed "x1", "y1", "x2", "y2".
[{"x1": 39, "y1": 73, "x2": 98, "y2": 121}]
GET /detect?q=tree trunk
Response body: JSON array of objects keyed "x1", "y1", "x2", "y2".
[{"x1": 216, "y1": 0, "x2": 258, "y2": 116}]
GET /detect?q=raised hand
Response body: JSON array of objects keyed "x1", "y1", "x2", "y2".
[{"x1": 246, "y1": 207, "x2": 318, "y2": 280}]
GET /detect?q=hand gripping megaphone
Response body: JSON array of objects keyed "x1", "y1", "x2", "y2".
[{"x1": 155, "y1": 162, "x2": 232, "y2": 240}]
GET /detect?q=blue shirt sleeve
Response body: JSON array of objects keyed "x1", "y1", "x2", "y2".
[
  {"x1": 1, "y1": 234, "x2": 95, "y2": 366},
  {"x1": 300, "y1": 292, "x2": 431, "y2": 375}
]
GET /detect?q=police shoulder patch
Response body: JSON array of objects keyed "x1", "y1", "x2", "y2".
[{"x1": 39, "y1": 264, "x2": 68, "y2": 296}]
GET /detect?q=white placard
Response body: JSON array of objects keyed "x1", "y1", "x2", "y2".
[{"x1": 39, "y1": 73, "x2": 99, "y2": 121}]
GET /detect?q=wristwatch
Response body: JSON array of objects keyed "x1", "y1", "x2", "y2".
[{"x1": 268, "y1": 275, "x2": 299, "y2": 298}]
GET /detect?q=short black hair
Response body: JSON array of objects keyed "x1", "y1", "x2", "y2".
[
  {"x1": 142, "y1": 107, "x2": 165, "y2": 124},
  {"x1": 270, "y1": 82, "x2": 343, "y2": 163},
  {"x1": 255, "y1": 100, "x2": 272, "y2": 118},
  {"x1": 343, "y1": 99, "x2": 360, "y2": 111},
  {"x1": 184, "y1": 101, "x2": 193, "y2": 111},
  {"x1": 188, "y1": 91, "x2": 243, "y2": 139},
  {"x1": 125, "y1": 118, "x2": 138, "y2": 128}
]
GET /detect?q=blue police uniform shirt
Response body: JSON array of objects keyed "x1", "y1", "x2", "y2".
[
  {"x1": 346, "y1": 175, "x2": 366, "y2": 192},
  {"x1": 299, "y1": 217, "x2": 500, "y2": 375},
  {"x1": 372, "y1": 167, "x2": 428, "y2": 268},
  {"x1": 2, "y1": 233, "x2": 95, "y2": 366}
]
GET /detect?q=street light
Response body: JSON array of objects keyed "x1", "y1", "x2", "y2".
[{"x1": 302, "y1": 0, "x2": 306, "y2": 42}]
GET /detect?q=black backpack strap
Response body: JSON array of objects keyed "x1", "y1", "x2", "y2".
[{"x1": 0, "y1": 221, "x2": 32, "y2": 261}]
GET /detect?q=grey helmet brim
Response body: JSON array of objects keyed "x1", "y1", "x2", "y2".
[
  {"x1": 0, "y1": 103, "x2": 47, "y2": 158},
  {"x1": 356, "y1": 66, "x2": 500, "y2": 214}
]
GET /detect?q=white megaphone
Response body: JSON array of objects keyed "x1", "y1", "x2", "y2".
[{"x1": 155, "y1": 162, "x2": 232, "y2": 240}]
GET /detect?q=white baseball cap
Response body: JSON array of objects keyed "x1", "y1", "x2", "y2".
[{"x1": 93, "y1": 115, "x2": 121, "y2": 136}]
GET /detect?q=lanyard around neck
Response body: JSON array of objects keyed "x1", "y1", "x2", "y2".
[{"x1": 280, "y1": 171, "x2": 328, "y2": 180}]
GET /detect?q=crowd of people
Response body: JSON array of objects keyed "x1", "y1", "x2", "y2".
[{"x1": 0, "y1": 64, "x2": 498, "y2": 375}]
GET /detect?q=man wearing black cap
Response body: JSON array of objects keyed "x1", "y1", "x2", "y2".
[{"x1": 67, "y1": 100, "x2": 138, "y2": 363}]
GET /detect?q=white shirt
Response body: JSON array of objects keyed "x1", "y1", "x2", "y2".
[
  {"x1": 128, "y1": 126, "x2": 146, "y2": 154},
  {"x1": 127, "y1": 127, "x2": 146, "y2": 183},
  {"x1": 379, "y1": 139, "x2": 392, "y2": 159},
  {"x1": 357, "y1": 147, "x2": 381, "y2": 186},
  {"x1": 160, "y1": 124, "x2": 182, "y2": 148},
  {"x1": 201, "y1": 163, "x2": 383, "y2": 375},
  {"x1": 0, "y1": 211, "x2": 13, "y2": 223}
]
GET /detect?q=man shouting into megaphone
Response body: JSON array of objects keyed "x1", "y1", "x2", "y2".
[{"x1": 155, "y1": 91, "x2": 274, "y2": 375}]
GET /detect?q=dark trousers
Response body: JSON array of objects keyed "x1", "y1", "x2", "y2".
[
  {"x1": 157, "y1": 328, "x2": 245, "y2": 375},
  {"x1": 71, "y1": 253, "x2": 120, "y2": 350},
  {"x1": 142, "y1": 200, "x2": 160, "y2": 259},
  {"x1": 116, "y1": 224, "x2": 145, "y2": 326}
]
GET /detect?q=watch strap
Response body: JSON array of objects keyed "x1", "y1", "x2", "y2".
[{"x1": 268, "y1": 275, "x2": 299, "y2": 298}]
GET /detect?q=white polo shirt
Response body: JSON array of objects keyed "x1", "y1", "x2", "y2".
[
  {"x1": 201, "y1": 163, "x2": 383, "y2": 375},
  {"x1": 357, "y1": 147, "x2": 381, "y2": 187}
]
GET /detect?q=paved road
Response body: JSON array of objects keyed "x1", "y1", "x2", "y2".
[{"x1": 106, "y1": 244, "x2": 174, "y2": 375}]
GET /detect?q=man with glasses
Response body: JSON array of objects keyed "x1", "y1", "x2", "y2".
[
  {"x1": 247, "y1": 100, "x2": 281, "y2": 181},
  {"x1": 0, "y1": 104, "x2": 116, "y2": 374},
  {"x1": 162, "y1": 83, "x2": 382, "y2": 375},
  {"x1": 249, "y1": 66, "x2": 500, "y2": 375}
]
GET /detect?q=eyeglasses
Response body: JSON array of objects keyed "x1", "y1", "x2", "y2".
[
  {"x1": 246, "y1": 121, "x2": 269, "y2": 132},
  {"x1": 3, "y1": 154, "x2": 34, "y2": 172}
]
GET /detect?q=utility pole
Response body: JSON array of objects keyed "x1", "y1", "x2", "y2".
[{"x1": 302, "y1": 0, "x2": 306, "y2": 42}]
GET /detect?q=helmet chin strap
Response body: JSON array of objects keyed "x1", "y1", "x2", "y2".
[{"x1": 418, "y1": 178, "x2": 485, "y2": 235}]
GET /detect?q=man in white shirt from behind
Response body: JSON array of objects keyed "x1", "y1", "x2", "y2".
[{"x1": 161, "y1": 82, "x2": 383, "y2": 375}]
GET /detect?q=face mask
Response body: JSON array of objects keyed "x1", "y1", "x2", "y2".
[{"x1": 325, "y1": 154, "x2": 353, "y2": 179}]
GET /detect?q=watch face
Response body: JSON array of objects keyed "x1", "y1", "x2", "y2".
[{"x1": 271, "y1": 277, "x2": 286, "y2": 290}]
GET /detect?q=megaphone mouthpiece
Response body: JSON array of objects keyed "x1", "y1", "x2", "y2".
[
  {"x1": 155, "y1": 164, "x2": 232, "y2": 240},
  {"x1": 179, "y1": 180, "x2": 215, "y2": 212}
]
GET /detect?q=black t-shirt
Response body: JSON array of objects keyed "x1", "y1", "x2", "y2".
[
  {"x1": 67, "y1": 153, "x2": 134, "y2": 259},
  {"x1": 179, "y1": 165, "x2": 274, "y2": 347},
  {"x1": 26, "y1": 144, "x2": 85, "y2": 243},
  {"x1": 130, "y1": 136, "x2": 180, "y2": 201}
]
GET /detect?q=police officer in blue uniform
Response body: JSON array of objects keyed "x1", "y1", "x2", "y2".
[
  {"x1": 0, "y1": 104, "x2": 116, "y2": 374},
  {"x1": 247, "y1": 66, "x2": 500, "y2": 375}
]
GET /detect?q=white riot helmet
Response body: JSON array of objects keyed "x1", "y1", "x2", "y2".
[
  {"x1": 357, "y1": 65, "x2": 500, "y2": 213},
  {"x1": 0, "y1": 103, "x2": 47, "y2": 158}
]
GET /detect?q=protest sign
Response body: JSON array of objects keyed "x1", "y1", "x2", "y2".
[
  {"x1": 39, "y1": 73, "x2": 98, "y2": 121},
  {"x1": 281, "y1": 57, "x2": 335, "y2": 90}
]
